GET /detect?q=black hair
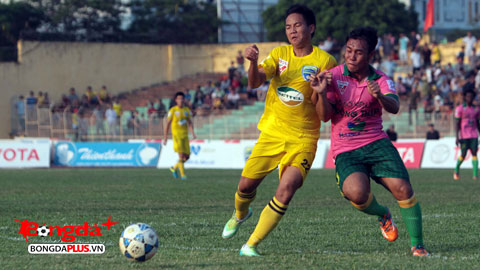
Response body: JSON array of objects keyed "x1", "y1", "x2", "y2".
[
  {"x1": 175, "y1": 91, "x2": 185, "y2": 98},
  {"x1": 346, "y1": 27, "x2": 378, "y2": 53},
  {"x1": 286, "y1": 4, "x2": 316, "y2": 37},
  {"x1": 463, "y1": 89, "x2": 476, "y2": 98}
]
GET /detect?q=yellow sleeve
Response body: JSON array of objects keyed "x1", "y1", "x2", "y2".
[
  {"x1": 323, "y1": 54, "x2": 337, "y2": 70},
  {"x1": 259, "y1": 48, "x2": 278, "y2": 81},
  {"x1": 167, "y1": 108, "x2": 174, "y2": 121}
]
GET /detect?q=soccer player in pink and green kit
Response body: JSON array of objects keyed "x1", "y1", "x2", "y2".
[
  {"x1": 310, "y1": 27, "x2": 429, "y2": 256},
  {"x1": 454, "y1": 89, "x2": 480, "y2": 180}
]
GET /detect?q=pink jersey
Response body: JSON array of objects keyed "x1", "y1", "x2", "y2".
[
  {"x1": 326, "y1": 64, "x2": 398, "y2": 159},
  {"x1": 455, "y1": 104, "x2": 480, "y2": 139}
]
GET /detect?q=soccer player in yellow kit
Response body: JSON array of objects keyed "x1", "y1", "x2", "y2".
[
  {"x1": 221, "y1": 4, "x2": 337, "y2": 256},
  {"x1": 163, "y1": 92, "x2": 196, "y2": 180}
]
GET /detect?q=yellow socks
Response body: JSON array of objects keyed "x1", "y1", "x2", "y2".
[
  {"x1": 235, "y1": 189, "x2": 256, "y2": 220},
  {"x1": 246, "y1": 197, "x2": 287, "y2": 246},
  {"x1": 178, "y1": 160, "x2": 185, "y2": 177}
]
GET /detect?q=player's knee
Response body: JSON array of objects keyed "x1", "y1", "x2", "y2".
[
  {"x1": 391, "y1": 182, "x2": 413, "y2": 200},
  {"x1": 343, "y1": 186, "x2": 369, "y2": 204},
  {"x1": 238, "y1": 176, "x2": 258, "y2": 194}
]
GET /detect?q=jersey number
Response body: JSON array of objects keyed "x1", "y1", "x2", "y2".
[{"x1": 301, "y1": 159, "x2": 311, "y2": 171}]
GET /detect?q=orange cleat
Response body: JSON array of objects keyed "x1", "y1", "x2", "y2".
[
  {"x1": 453, "y1": 171, "x2": 460, "y2": 180},
  {"x1": 378, "y1": 210, "x2": 398, "y2": 242},
  {"x1": 411, "y1": 245, "x2": 430, "y2": 257}
]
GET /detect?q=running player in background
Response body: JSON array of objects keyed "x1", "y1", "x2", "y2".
[
  {"x1": 221, "y1": 4, "x2": 336, "y2": 256},
  {"x1": 454, "y1": 90, "x2": 480, "y2": 180},
  {"x1": 163, "y1": 92, "x2": 196, "y2": 180},
  {"x1": 310, "y1": 27, "x2": 429, "y2": 256}
]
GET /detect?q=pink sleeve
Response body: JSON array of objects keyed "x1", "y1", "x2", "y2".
[
  {"x1": 455, "y1": 106, "x2": 462, "y2": 119},
  {"x1": 326, "y1": 86, "x2": 337, "y2": 104},
  {"x1": 378, "y1": 76, "x2": 397, "y2": 96}
]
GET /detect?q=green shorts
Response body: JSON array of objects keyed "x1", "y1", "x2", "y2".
[
  {"x1": 459, "y1": 138, "x2": 478, "y2": 156},
  {"x1": 335, "y1": 138, "x2": 410, "y2": 196}
]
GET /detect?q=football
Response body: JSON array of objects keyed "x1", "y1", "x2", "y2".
[
  {"x1": 37, "y1": 226, "x2": 50, "y2": 237},
  {"x1": 119, "y1": 223, "x2": 159, "y2": 262}
]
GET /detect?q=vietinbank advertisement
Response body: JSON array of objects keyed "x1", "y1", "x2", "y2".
[
  {"x1": 157, "y1": 139, "x2": 331, "y2": 169},
  {"x1": 53, "y1": 142, "x2": 161, "y2": 167}
]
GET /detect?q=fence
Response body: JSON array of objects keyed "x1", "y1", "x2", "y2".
[{"x1": 14, "y1": 104, "x2": 457, "y2": 141}]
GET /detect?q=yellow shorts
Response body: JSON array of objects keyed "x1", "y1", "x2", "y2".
[
  {"x1": 241, "y1": 132, "x2": 317, "y2": 181},
  {"x1": 173, "y1": 136, "x2": 190, "y2": 155}
]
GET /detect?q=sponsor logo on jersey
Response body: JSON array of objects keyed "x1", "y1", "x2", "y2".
[
  {"x1": 276, "y1": 86, "x2": 304, "y2": 106},
  {"x1": 386, "y1": 80, "x2": 396, "y2": 92},
  {"x1": 279, "y1": 58, "x2": 288, "y2": 74},
  {"x1": 301, "y1": 65, "x2": 319, "y2": 81},
  {"x1": 337, "y1": 80, "x2": 349, "y2": 95},
  {"x1": 347, "y1": 118, "x2": 366, "y2": 131}
]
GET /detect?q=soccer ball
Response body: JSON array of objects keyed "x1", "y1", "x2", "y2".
[
  {"x1": 37, "y1": 226, "x2": 50, "y2": 237},
  {"x1": 119, "y1": 223, "x2": 159, "y2": 262}
]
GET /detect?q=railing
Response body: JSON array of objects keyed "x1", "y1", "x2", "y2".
[{"x1": 18, "y1": 106, "x2": 457, "y2": 140}]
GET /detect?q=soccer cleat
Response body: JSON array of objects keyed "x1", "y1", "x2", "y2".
[
  {"x1": 180, "y1": 176, "x2": 187, "y2": 180},
  {"x1": 239, "y1": 244, "x2": 261, "y2": 257},
  {"x1": 222, "y1": 208, "x2": 253, "y2": 239},
  {"x1": 378, "y1": 209, "x2": 398, "y2": 242},
  {"x1": 453, "y1": 171, "x2": 460, "y2": 180},
  {"x1": 411, "y1": 245, "x2": 430, "y2": 257},
  {"x1": 169, "y1": 167, "x2": 178, "y2": 179}
]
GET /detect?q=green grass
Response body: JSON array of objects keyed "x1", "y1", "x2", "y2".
[{"x1": 1, "y1": 168, "x2": 479, "y2": 269}]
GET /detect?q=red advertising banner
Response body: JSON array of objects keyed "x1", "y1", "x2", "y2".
[{"x1": 324, "y1": 141, "x2": 425, "y2": 169}]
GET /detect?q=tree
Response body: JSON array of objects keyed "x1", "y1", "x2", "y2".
[
  {"x1": 0, "y1": 2, "x2": 45, "y2": 60},
  {"x1": 127, "y1": 0, "x2": 220, "y2": 44},
  {"x1": 263, "y1": 0, "x2": 418, "y2": 45},
  {"x1": 28, "y1": 0, "x2": 124, "y2": 41}
]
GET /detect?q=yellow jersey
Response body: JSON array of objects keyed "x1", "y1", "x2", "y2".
[
  {"x1": 258, "y1": 45, "x2": 337, "y2": 141},
  {"x1": 113, "y1": 103, "x2": 122, "y2": 116},
  {"x1": 168, "y1": 106, "x2": 192, "y2": 138}
]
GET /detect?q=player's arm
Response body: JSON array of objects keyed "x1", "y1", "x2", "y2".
[
  {"x1": 245, "y1": 44, "x2": 267, "y2": 89},
  {"x1": 310, "y1": 71, "x2": 334, "y2": 122},
  {"x1": 454, "y1": 107, "x2": 462, "y2": 146},
  {"x1": 163, "y1": 119, "x2": 172, "y2": 145},
  {"x1": 187, "y1": 118, "x2": 197, "y2": 139},
  {"x1": 367, "y1": 80, "x2": 399, "y2": 114},
  {"x1": 455, "y1": 118, "x2": 461, "y2": 146}
]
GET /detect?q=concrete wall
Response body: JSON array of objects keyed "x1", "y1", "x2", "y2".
[{"x1": 0, "y1": 41, "x2": 284, "y2": 138}]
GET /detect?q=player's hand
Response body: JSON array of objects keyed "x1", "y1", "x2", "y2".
[
  {"x1": 245, "y1": 44, "x2": 259, "y2": 62},
  {"x1": 163, "y1": 137, "x2": 167, "y2": 145},
  {"x1": 192, "y1": 133, "x2": 197, "y2": 139},
  {"x1": 456, "y1": 137, "x2": 460, "y2": 146},
  {"x1": 367, "y1": 80, "x2": 382, "y2": 99},
  {"x1": 310, "y1": 71, "x2": 331, "y2": 95}
]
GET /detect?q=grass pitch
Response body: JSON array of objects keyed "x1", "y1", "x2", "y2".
[{"x1": 1, "y1": 168, "x2": 479, "y2": 269}]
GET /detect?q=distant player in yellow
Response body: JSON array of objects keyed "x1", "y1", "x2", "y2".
[
  {"x1": 221, "y1": 4, "x2": 337, "y2": 256},
  {"x1": 163, "y1": 92, "x2": 196, "y2": 180}
]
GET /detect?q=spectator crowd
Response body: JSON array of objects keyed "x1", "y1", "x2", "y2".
[{"x1": 14, "y1": 31, "x2": 480, "y2": 140}]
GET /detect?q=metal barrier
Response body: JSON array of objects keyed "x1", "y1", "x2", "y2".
[{"x1": 19, "y1": 105, "x2": 457, "y2": 140}]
